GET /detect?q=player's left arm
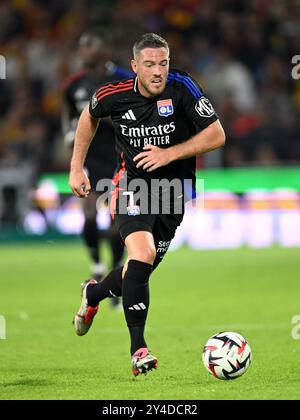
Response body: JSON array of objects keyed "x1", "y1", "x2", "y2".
[
  {"x1": 135, "y1": 120, "x2": 225, "y2": 172},
  {"x1": 134, "y1": 79, "x2": 225, "y2": 172}
]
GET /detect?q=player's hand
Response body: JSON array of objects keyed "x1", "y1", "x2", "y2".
[
  {"x1": 69, "y1": 169, "x2": 91, "y2": 198},
  {"x1": 133, "y1": 145, "x2": 173, "y2": 172}
]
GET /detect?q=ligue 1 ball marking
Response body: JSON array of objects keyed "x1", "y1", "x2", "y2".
[{"x1": 202, "y1": 332, "x2": 252, "y2": 380}]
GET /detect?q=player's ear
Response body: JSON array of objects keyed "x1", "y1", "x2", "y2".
[{"x1": 131, "y1": 59, "x2": 137, "y2": 74}]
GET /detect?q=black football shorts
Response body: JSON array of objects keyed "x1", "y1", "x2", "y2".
[{"x1": 114, "y1": 212, "x2": 184, "y2": 269}]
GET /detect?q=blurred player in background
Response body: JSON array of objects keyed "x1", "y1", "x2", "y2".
[{"x1": 62, "y1": 32, "x2": 129, "y2": 307}]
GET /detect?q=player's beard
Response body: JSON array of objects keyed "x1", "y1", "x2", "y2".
[{"x1": 140, "y1": 76, "x2": 167, "y2": 97}]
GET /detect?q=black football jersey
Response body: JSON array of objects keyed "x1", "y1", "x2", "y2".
[
  {"x1": 89, "y1": 69, "x2": 218, "y2": 196},
  {"x1": 63, "y1": 70, "x2": 118, "y2": 177}
]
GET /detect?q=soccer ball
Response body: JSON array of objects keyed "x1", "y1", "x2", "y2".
[{"x1": 202, "y1": 332, "x2": 252, "y2": 380}]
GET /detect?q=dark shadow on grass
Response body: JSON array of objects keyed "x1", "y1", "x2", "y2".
[{"x1": 2, "y1": 379, "x2": 52, "y2": 387}]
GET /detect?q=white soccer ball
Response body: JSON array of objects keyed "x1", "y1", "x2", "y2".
[{"x1": 202, "y1": 331, "x2": 252, "y2": 380}]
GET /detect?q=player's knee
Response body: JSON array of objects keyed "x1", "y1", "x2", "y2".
[{"x1": 131, "y1": 245, "x2": 156, "y2": 265}]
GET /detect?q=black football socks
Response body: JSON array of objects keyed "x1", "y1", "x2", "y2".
[
  {"x1": 122, "y1": 259, "x2": 153, "y2": 355},
  {"x1": 109, "y1": 229, "x2": 125, "y2": 269},
  {"x1": 87, "y1": 266, "x2": 123, "y2": 307},
  {"x1": 82, "y1": 219, "x2": 99, "y2": 264},
  {"x1": 86, "y1": 259, "x2": 153, "y2": 355}
]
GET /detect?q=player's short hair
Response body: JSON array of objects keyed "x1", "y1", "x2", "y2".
[{"x1": 133, "y1": 33, "x2": 169, "y2": 59}]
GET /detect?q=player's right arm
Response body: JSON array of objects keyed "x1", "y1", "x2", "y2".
[
  {"x1": 69, "y1": 86, "x2": 112, "y2": 197},
  {"x1": 69, "y1": 106, "x2": 99, "y2": 198}
]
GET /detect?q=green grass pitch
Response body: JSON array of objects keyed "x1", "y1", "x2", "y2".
[{"x1": 0, "y1": 242, "x2": 300, "y2": 400}]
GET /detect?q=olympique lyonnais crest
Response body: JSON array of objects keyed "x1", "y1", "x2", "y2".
[{"x1": 157, "y1": 99, "x2": 174, "y2": 117}]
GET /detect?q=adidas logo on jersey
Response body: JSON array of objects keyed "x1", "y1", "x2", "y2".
[{"x1": 121, "y1": 109, "x2": 136, "y2": 120}]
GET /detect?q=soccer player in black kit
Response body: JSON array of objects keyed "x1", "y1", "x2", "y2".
[
  {"x1": 69, "y1": 33, "x2": 225, "y2": 376},
  {"x1": 63, "y1": 33, "x2": 128, "y2": 306}
]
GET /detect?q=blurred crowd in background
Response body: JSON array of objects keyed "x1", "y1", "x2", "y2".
[{"x1": 0, "y1": 0, "x2": 299, "y2": 173}]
